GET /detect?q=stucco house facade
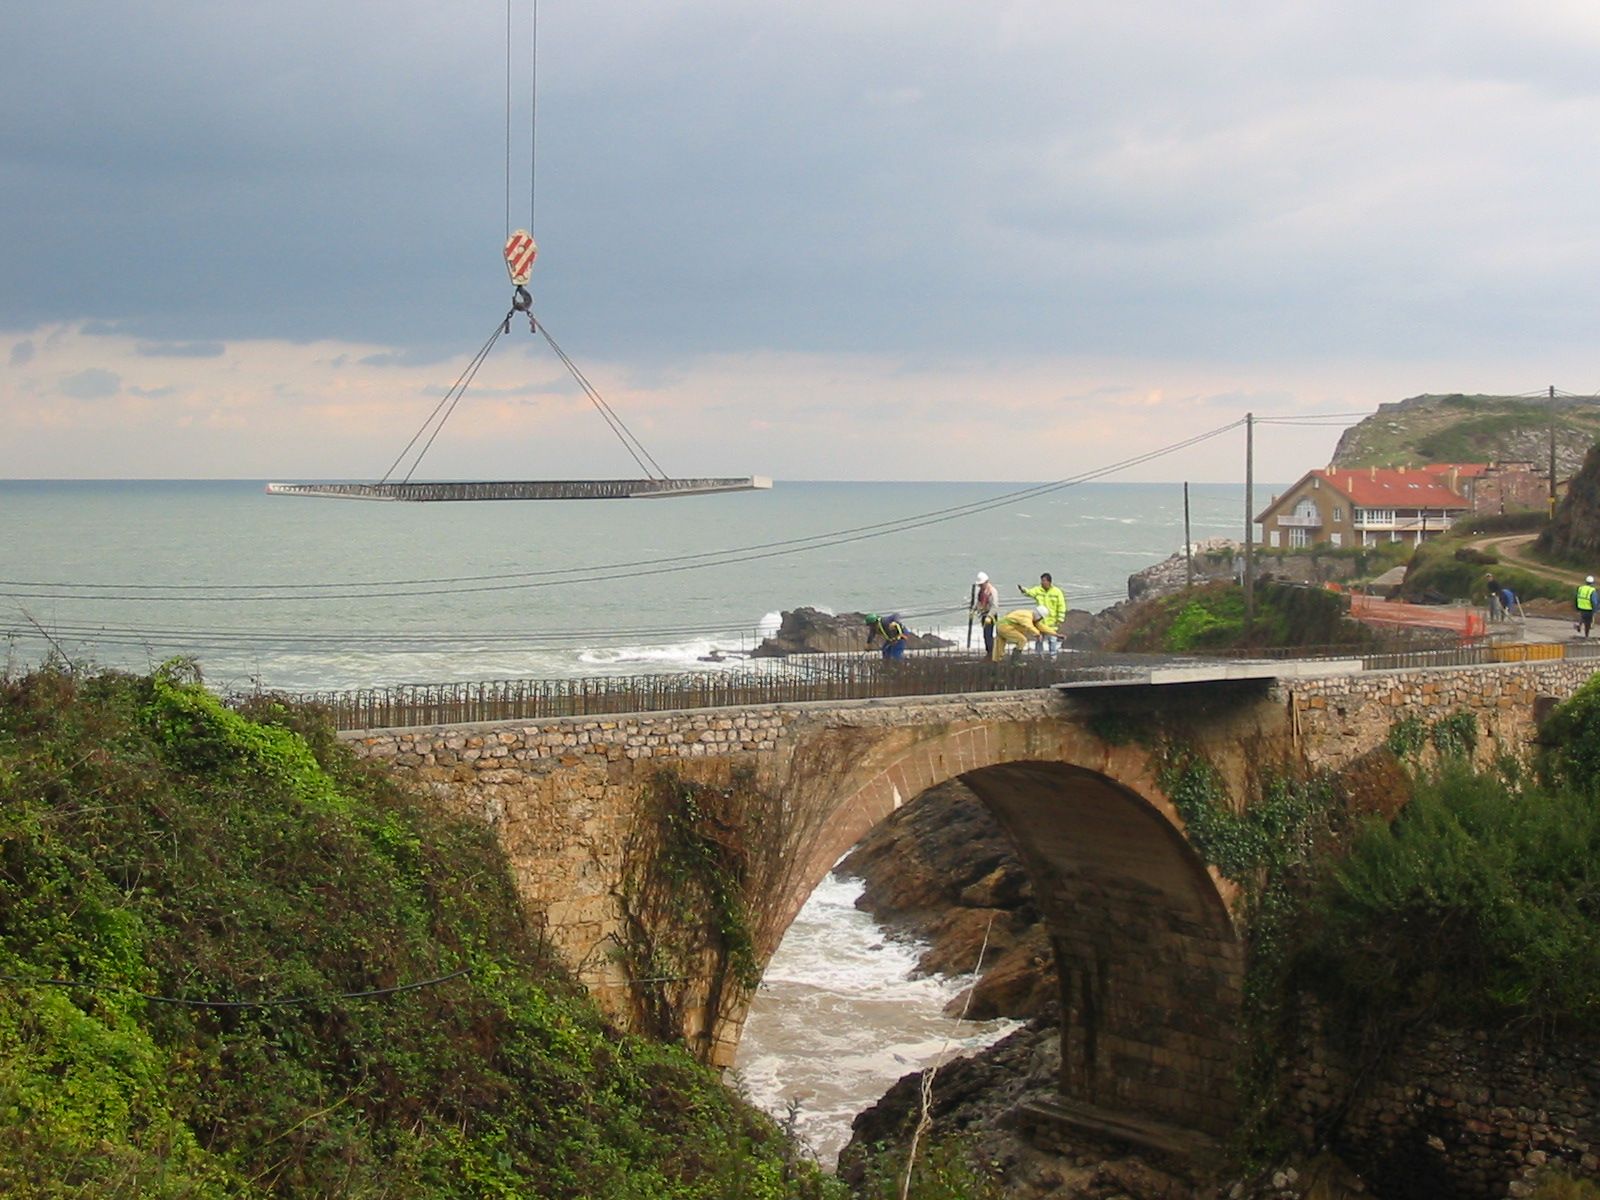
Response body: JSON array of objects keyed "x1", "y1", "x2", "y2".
[{"x1": 1256, "y1": 466, "x2": 1470, "y2": 550}]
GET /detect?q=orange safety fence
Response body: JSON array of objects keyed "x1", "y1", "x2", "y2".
[{"x1": 1347, "y1": 594, "x2": 1486, "y2": 640}]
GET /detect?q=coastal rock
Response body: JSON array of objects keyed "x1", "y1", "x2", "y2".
[
  {"x1": 837, "y1": 779, "x2": 1053, "y2": 1020},
  {"x1": 1126, "y1": 538, "x2": 1241, "y2": 602},
  {"x1": 749, "y1": 607, "x2": 954, "y2": 657}
]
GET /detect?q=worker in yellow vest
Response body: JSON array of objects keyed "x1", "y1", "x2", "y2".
[
  {"x1": 1017, "y1": 572, "x2": 1068, "y2": 657},
  {"x1": 1577, "y1": 576, "x2": 1597, "y2": 638}
]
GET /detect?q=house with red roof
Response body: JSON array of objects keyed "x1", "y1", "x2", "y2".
[{"x1": 1256, "y1": 465, "x2": 1470, "y2": 550}]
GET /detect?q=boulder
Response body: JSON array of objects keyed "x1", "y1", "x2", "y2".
[{"x1": 749, "y1": 607, "x2": 954, "y2": 657}]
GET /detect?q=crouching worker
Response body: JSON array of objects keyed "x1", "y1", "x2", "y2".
[
  {"x1": 992, "y1": 605, "x2": 1057, "y2": 663},
  {"x1": 864, "y1": 612, "x2": 909, "y2": 660}
]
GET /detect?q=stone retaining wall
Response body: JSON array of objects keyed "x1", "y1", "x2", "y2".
[
  {"x1": 1288, "y1": 1018, "x2": 1600, "y2": 1199},
  {"x1": 1279, "y1": 659, "x2": 1598, "y2": 770}
]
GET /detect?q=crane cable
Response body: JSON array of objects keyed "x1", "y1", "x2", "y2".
[
  {"x1": 389, "y1": 0, "x2": 668, "y2": 483},
  {"x1": 538, "y1": 321, "x2": 668, "y2": 480}
]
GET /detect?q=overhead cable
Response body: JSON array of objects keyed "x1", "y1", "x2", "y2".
[{"x1": 0, "y1": 419, "x2": 1245, "y2": 602}]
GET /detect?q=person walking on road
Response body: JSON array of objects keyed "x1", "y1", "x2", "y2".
[
  {"x1": 992, "y1": 605, "x2": 1057, "y2": 663},
  {"x1": 1018, "y1": 573, "x2": 1067, "y2": 657},
  {"x1": 1577, "y1": 577, "x2": 1597, "y2": 638},
  {"x1": 971, "y1": 572, "x2": 999, "y2": 657},
  {"x1": 864, "y1": 613, "x2": 909, "y2": 660}
]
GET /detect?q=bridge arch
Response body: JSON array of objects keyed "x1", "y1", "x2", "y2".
[{"x1": 747, "y1": 706, "x2": 1245, "y2": 1138}]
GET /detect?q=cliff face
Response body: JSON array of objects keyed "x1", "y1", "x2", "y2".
[
  {"x1": 1537, "y1": 441, "x2": 1600, "y2": 564},
  {"x1": 1330, "y1": 393, "x2": 1600, "y2": 477}
]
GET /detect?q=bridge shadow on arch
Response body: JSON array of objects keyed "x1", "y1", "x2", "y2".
[
  {"x1": 959, "y1": 761, "x2": 1242, "y2": 1142},
  {"x1": 768, "y1": 754, "x2": 1244, "y2": 1147}
]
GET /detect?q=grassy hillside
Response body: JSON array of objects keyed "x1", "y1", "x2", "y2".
[
  {"x1": 1331, "y1": 394, "x2": 1600, "y2": 475},
  {"x1": 1107, "y1": 581, "x2": 1377, "y2": 654},
  {"x1": 0, "y1": 664, "x2": 832, "y2": 1199}
]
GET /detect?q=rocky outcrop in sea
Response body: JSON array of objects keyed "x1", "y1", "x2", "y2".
[{"x1": 749, "y1": 607, "x2": 955, "y2": 657}]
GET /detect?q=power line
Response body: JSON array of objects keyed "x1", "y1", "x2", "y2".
[{"x1": 0, "y1": 420, "x2": 1245, "y2": 603}]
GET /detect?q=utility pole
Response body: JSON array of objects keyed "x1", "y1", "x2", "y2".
[
  {"x1": 1244, "y1": 413, "x2": 1255, "y2": 627},
  {"x1": 1184, "y1": 482, "x2": 1194, "y2": 589},
  {"x1": 1550, "y1": 386, "x2": 1559, "y2": 519}
]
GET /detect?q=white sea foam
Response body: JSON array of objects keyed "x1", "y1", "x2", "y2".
[{"x1": 733, "y1": 872, "x2": 1019, "y2": 1170}]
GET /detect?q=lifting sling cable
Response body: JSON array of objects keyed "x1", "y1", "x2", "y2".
[
  {"x1": 383, "y1": 0, "x2": 671, "y2": 484},
  {"x1": 537, "y1": 321, "x2": 668, "y2": 480},
  {"x1": 378, "y1": 319, "x2": 506, "y2": 484}
]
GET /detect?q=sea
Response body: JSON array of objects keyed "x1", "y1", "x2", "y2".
[{"x1": 0, "y1": 477, "x2": 1252, "y2": 1166}]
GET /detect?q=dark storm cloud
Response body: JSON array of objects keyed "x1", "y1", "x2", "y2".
[{"x1": 4, "y1": 1, "x2": 1600, "y2": 367}]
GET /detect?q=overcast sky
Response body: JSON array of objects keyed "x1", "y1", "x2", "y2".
[{"x1": 4, "y1": 1, "x2": 1600, "y2": 482}]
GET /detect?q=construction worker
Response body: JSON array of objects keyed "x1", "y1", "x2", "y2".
[
  {"x1": 864, "y1": 613, "x2": 909, "y2": 660},
  {"x1": 971, "y1": 571, "x2": 999, "y2": 656},
  {"x1": 992, "y1": 605, "x2": 1057, "y2": 663},
  {"x1": 1018, "y1": 572, "x2": 1068, "y2": 656},
  {"x1": 1577, "y1": 577, "x2": 1597, "y2": 638}
]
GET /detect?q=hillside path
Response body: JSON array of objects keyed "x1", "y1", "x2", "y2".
[{"x1": 1468, "y1": 534, "x2": 1589, "y2": 588}]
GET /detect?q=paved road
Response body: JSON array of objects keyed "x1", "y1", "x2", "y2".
[{"x1": 1493, "y1": 614, "x2": 1596, "y2": 644}]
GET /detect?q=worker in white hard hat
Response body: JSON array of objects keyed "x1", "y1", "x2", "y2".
[
  {"x1": 1578, "y1": 576, "x2": 1598, "y2": 638},
  {"x1": 971, "y1": 571, "x2": 999, "y2": 656},
  {"x1": 992, "y1": 604, "x2": 1057, "y2": 663}
]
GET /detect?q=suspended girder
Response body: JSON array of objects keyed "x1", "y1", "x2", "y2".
[{"x1": 265, "y1": 477, "x2": 772, "y2": 502}]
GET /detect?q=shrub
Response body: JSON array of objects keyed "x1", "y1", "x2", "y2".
[
  {"x1": 1298, "y1": 762, "x2": 1600, "y2": 1031},
  {"x1": 0, "y1": 666, "x2": 831, "y2": 1199},
  {"x1": 1539, "y1": 672, "x2": 1600, "y2": 792}
]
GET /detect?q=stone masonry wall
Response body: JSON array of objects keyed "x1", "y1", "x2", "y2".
[
  {"x1": 346, "y1": 706, "x2": 789, "y2": 1053},
  {"x1": 1277, "y1": 659, "x2": 1599, "y2": 770},
  {"x1": 1288, "y1": 1016, "x2": 1600, "y2": 1200}
]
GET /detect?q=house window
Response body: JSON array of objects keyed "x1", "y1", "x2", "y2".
[
  {"x1": 1290, "y1": 527, "x2": 1310, "y2": 549},
  {"x1": 1330, "y1": 532, "x2": 1343, "y2": 547},
  {"x1": 1331, "y1": 506, "x2": 1343, "y2": 522},
  {"x1": 1293, "y1": 498, "x2": 1318, "y2": 523},
  {"x1": 1270, "y1": 529, "x2": 1281, "y2": 548}
]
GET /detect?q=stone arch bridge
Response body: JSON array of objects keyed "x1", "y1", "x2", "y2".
[{"x1": 349, "y1": 657, "x2": 1597, "y2": 1148}]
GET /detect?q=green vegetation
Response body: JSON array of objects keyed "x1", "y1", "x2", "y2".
[
  {"x1": 1531, "y1": 1169, "x2": 1600, "y2": 1200},
  {"x1": 848, "y1": 1138, "x2": 1003, "y2": 1200},
  {"x1": 0, "y1": 664, "x2": 839, "y2": 1199},
  {"x1": 1109, "y1": 581, "x2": 1375, "y2": 654},
  {"x1": 1296, "y1": 687, "x2": 1600, "y2": 1034},
  {"x1": 619, "y1": 769, "x2": 776, "y2": 1044},
  {"x1": 1298, "y1": 760, "x2": 1600, "y2": 1031},
  {"x1": 1399, "y1": 531, "x2": 1568, "y2": 604},
  {"x1": 1450, "y1": 510, "x2": 1549, "y2": 537},
  {"x1": 1414, "y1": 410, "x2": 1554, "y2": 462}
]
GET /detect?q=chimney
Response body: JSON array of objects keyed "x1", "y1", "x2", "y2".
[{"x1": 1370, "y1": 465, "x2": 1376, "y2": 479}]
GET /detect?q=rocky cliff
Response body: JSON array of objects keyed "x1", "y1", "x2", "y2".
[
  {"x1": 1330, "y1": 392, "x2": 1600, "y2": 476},
  {"x1": 1537, "y1": 441, "x2": 1600, "y2": 566},
  {"x1": 835, "y1": 780, "x2": 1055, "y2": 1021}
]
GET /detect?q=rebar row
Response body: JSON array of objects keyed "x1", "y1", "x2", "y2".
[{"x1": 272, "y1": 638, "x2": 1600, "y2": 732}]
